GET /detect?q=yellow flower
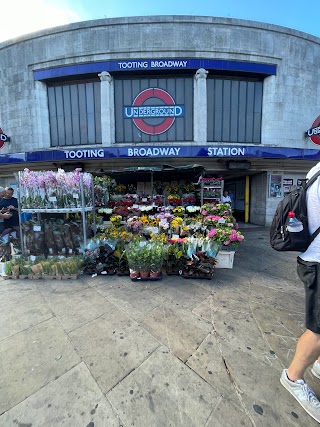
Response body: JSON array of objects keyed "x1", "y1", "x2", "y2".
[
  {"x1": 150, "y1": 233, "x2": 167, "y2": 243},
  {"x1": 140, "y1": 215, "x2": 149, "y2": 225}
]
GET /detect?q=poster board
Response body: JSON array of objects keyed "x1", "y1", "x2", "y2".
[{"x1": 269, "y1": 174, "x2": 282, "y2": 198}]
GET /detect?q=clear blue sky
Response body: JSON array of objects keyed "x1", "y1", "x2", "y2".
[{"x1": 2, "y1": 0, "x2": 319, "y2": 43}]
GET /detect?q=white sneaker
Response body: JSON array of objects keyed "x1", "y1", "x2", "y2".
[
  {"x1": 312, "y1": 361, "x2": 320, "y2": 380},
  {"x1": 280, "y1": 369, "x2": 320, "y2": 423}
]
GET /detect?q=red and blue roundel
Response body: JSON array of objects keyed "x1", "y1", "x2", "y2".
[
  {"x1": 124, "y1": 88, "x2": 184, "y2": 135},
  {"x1": 307, "y1": 115, "x2": 320, "y2": 146}
]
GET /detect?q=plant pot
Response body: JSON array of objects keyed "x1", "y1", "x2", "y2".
[
  {"x1": 18, "y1": 275, "x2": 28, "y2": 279},
  {"x1": 139, "y1": 271, "x2": 150, "y2": 279},
  {"x1": 2, "y1": 274, "x2": 12, "y2": 280},
  {"x1": 150, "y1": 270, "x2": 161, "y2": 278},
  {"x1": 129, "y1": 270, "x2": 139, "y2": 279},
  {"x1": 43, "y1": 275, "x2": 57, "y2": 280}
]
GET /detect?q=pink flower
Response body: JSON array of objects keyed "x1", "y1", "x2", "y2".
[
  {"x1": 207, "y1": 229, "x2": 217, "y2": 238},
  {"x1": 202, "y1": 210, "x2": 207, "y2": 215}
]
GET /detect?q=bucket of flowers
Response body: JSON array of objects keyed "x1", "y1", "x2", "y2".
[
  {"x1": 126, "y1": 216, "x2": 143, "y2": 234},
  {"x1": 186, "y1": 205, "x2": 201, "y2": 217},
  {"x1": 182, "y1": 182, "x2": 195, "y2": 195},
  {"x1": 164, "y1": 237, "x2": 187, "y2": 275},
  {"x1": 200, "y1": 203, "x2": 219, "y2": 216},
  {"x1": 153, "y1": 181, "x2": 166, "y2": 195},
  {"x1": 167, "y1": 194, "x2": 181, "y2": 205},
  {"x1": 199, "y1": 176, "x2": 223, "y2": 185},
  {"x1": 110, "y1": 215, "x2": 122, "y2": 227},
  {"x1": 173, "y1": 206, "x2": 185, "y2": 218}
]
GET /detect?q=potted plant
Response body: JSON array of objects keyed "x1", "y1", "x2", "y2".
[
  {"x1": 18, "y1": 258, "x2": 32, "y2": 279},
  {"x1": 3, "y1": 260, "x2": 13, "y2": 279},
  {"x1": 138, "y1": 243, "x2": 151, "y2": 278},
  {"x1": 149, "y1": 242, "x2": 164, "y2": 278},
  {"x1": 126, "y1": 240, "x2": 141, "y2": 279},
  {"x1": 164, "y1": 240, "x2": 185, "y2": 275}
]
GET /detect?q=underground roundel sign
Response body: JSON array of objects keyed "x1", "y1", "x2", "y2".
[
  {"x1": 307, "y1": 115, "x2": 320, "y2": 146},
  {"x1": 0, "y1": 128, "x2": 10, "y2": 149},
  {"x1": 124, "y1": 88, "x2": 184, "y2": 135}
]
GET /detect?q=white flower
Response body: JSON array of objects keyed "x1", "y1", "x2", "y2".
[{"x1": 186, "y1": 206, "x2": 200, "y2": 213}]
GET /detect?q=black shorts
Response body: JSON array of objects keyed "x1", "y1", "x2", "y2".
[{"x1": 297, "y1": 257, "x2": 320, "y2": 334}]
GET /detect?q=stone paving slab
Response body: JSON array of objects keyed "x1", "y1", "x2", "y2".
[
  {"x1": 94, "y1": 280, "x2": 164, "y2": 322},
  {"x1": 186, "y1": 332, "x2": 240, "y2": 404},
  {"x1": 142, "y1": 298, "x2": 212, "y2": 362},
  {"x1": 0, "y1": 317, "x2": 80, "y2": 415},
  {"x1": 69, "y1": 303, "x2": 160, "y2": 393},
  {"x1": 107, "y1": 345, "x2": 220, "y2": 427},
  {"x1": 0, "y1": 284, "x2": 53, "y2": 341},
  {"x1": 0, "y1": 362, "x2": 122, "y2": 427},
  {"x1": 153, "y1": 276, "x2": 211, "y2": 310},
  {"x1": 39, "y1": 286, "x2": 113, "y2": 332},
  {"x1": 35, "y1": 277, "x2": 90, "y2": 294}
]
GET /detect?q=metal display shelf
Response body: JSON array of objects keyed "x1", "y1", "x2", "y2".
[
  {"x1": 198, "y1": 181, "x2": 224, "y2": 205},
  {"x1": 17, "y1": 172, "x2": 96, "y2": 256},
  {"x1": 21, "y1": 207, "x2": 93, "y2": 213}
]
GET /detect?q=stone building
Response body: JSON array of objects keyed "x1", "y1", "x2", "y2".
[{"x1": 0, "y1": 15, "x2": 319, "y2": 224}]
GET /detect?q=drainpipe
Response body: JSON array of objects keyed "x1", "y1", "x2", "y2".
[{"x1": 245, "y1": 175, "x2": 250, "y2": 223}]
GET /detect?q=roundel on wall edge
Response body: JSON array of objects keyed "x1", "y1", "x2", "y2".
[{"x1": 307, "y1": 115, "x2": 320, "y2": 146}]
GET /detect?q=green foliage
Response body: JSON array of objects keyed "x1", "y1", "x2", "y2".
[{"x1": 4, "y1": 261, "x2": 13, "y2": 275}]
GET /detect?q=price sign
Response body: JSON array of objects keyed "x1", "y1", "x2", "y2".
[
  {"x1": 33, "y1": 225, "x2": 41, "y2": 231},
  {"x1": 73, "y1": 194, "x2": 79, "y2": 199},
  {"x1": 49, "y1": 196, "x2": 57, "y2": 202}
]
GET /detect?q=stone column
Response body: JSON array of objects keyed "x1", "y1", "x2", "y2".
[
  {"x1": 193, "y1": 68, "x2": 208, "y2": 144},
  {"x1": 32, "y1": 80, "x2": 51, "y2": 149},
  {"x1": 98, "y1": 71, "x2": 114, "y2": 146}
]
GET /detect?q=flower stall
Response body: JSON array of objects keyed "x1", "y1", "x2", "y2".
[{"x1": 84, "y1": 196, "x2": 244, "y2": 279}]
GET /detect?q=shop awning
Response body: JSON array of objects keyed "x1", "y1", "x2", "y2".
[{"x1": 108, "y1": 164, "x2": 205, "y2": 183}]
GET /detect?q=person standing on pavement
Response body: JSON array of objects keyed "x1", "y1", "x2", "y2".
[
  {"x1": 0, "y1": 187, "x2": 20, "y2": 238},
  {"x1": 280, "y1": 161, "x2": 320, "y2": 423}
]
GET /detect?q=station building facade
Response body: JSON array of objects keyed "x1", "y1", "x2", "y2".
[{"x1": 0, "y1": 15, "x2": 320, "y2": 225}]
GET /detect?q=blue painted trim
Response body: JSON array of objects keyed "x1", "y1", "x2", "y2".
[
  {"x1": 33, "y1": 59, "x2": 277, "y2": 80},
  {"x1": 0, "y1": 145, "x2": 319, "y2": 165}
]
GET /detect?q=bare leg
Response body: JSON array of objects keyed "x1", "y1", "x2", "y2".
[{"x1": 287, "y1": 329, "x2": 320, "y2": 381}]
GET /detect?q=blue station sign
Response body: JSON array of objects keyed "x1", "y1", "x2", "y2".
[
  {"x1": 1, "y1": 145, "x2": 320, "y2": 165},
  {"x1": 33, "y1": 58, "x2": 277, "y2": 81}
]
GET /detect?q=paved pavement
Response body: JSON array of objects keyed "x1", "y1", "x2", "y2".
[{"x1": 0, "y1": 228, "x2": 319, "y2": 426}]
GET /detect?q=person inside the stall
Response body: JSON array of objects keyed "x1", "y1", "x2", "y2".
[{"x1": 0, "y1": 187, "x2": 20, "y2": 238}]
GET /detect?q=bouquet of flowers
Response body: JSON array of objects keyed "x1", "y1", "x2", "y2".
[
  {"x1": 113, "y1": 184, "x2": 126, "y2": 195},
  {"x1": 126, "y1": 216, "x2": 143, "y2": 233},
  {"x1": 166, "y1": 184, "x2": 179, "y2": 194},
  {"x1": 153, "y1": 181, "x2": 166, "y2": 194},
  {"x1": 183, "y1": 183, "x2": 195, "y2": 193},
  {"x1": 200, "y1": 203, "x2": 219, "y2": 216},
  {"x1": 110, "y1": 215, "x2": 122, "y2": 226},
  {"x1": 168, "y1": 195, "x2": 181, "y2": 205},
  {"x1": 173, "y1": 206, "x2": 185, "y2": 217},
  {"x1": 199, "y1": 176, "x2": 223, "y2": 185},
  {"x1": 186, "y1": 205, "x2": 200, "y2": 215}
]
